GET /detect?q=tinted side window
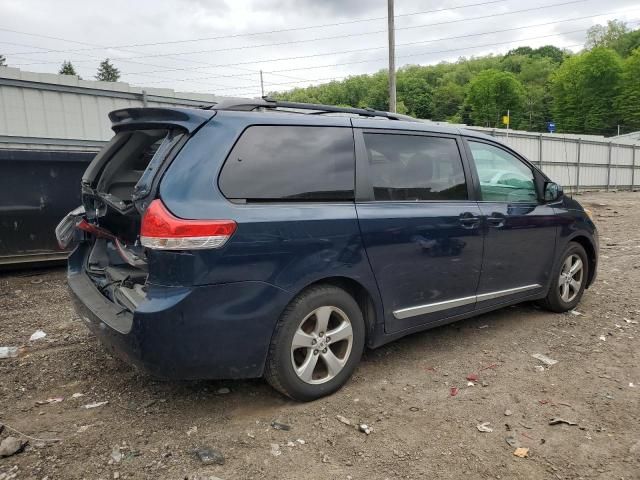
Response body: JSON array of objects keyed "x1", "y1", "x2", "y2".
[
  {"x1": 468, "y1": 141, "x2": 537, "y2": 202},
  {"x1": 219, "y1": 126, "x2": 354, "y2": 201},
  {"x1": 363, "y1": 133, "x2": 467, "y2": 201}
]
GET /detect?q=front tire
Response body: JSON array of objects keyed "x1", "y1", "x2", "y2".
[
  {"x1": 540, "y1": 242, "x2": 589, "y2": 313},
  {"x1": 264, "y1": 285, "x2": 365, "y2": 401}
]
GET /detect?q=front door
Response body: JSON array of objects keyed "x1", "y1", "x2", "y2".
[
  {"x1": 354, "y1": 129, "x2": 483, "y2": 334},
  {"x1": 464, "y1": 139, "x2": 558, "y2": 308}
]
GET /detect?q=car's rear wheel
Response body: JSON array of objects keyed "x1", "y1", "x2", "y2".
[
  {"x1": 539, "y1": 242, "x2": 589, "y2": 313},
  {"x1": 264, "y1": 285, "x2": 365, "y2": 401}
]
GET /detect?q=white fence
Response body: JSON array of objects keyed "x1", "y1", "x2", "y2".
[{"x1": 468, "y1": 127, "x2": 639, "y2": 192}]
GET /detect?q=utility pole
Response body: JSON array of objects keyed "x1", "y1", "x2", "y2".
[
  {"x1": 260, "y1": 70, "x2": 264, "y2": 97},
  {"x1": 387, "y1": 0, "x2": 396, "y2": 113}
]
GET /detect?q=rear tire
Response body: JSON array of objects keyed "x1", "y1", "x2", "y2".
[
  {"x1": 264, "y1": 285, "x2": 365, "y2": 401},
  {"x1": 539, "y1": 242, "x2": 589, "y2": 313}
]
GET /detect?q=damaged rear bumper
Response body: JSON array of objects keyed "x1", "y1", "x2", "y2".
[{"x1": 67, "y1": 245, "x2": 290, "y2": 379}]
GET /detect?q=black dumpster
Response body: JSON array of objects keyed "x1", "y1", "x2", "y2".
[{"x1": 0, "y1": 144, "x2": 100, "y2": 266}]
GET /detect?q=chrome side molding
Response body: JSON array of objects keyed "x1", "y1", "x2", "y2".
[{"x1": 392, "y1": 284, "x2": 541, "y2": 320}]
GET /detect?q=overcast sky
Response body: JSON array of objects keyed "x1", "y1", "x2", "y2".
[{"x1": 1, "y1": 0, "x2": 639, "y2": 98}]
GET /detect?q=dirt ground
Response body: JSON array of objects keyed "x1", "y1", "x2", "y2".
[{"x1": 1, "y1": 191, "x2": 639, "y2": 480}]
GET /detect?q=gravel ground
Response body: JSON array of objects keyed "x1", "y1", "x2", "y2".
[{"x1": 1, "y1": 191, "x2": 639, "y2": 480}]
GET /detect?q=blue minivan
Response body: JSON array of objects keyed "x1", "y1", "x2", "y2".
[{"x1": 58, "y1": 99, "x2": 598, "y2": 401}]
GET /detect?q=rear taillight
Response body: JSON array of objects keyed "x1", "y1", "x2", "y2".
[{"x1": 140, "y1": 199, "x2": 236, "y2": 250}]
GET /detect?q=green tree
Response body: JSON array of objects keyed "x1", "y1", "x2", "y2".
[
  {"x1": 465, "y1": 69, "x2": 525, "y2": 127},
  {"x1": 617, "y1": 48, "x2": 640, "y2": 130},
  {"x1": 431, "y1": 83, "x2": 465, "y2": 121},
  {"x1": 397, "y1": 65, "x2": 433, "y2": 118},
  {"x1": 95, "y1": 58, "x2": 120, "y2": 82},
  {"x1": 586, "y1": 20, "x2": 629, "y2": 49},
  {"x1": 551, "y1": 48, "x2": 623, "y2": 135},
  {"x1": 59, "y1": 60, "x2": 79, "y2": 76},
  {"x1": 0, "y1": 54, "x2": 6, "y2": 66}
]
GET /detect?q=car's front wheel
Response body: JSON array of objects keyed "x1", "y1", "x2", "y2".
[
  {"x1": 540, "y1": 242, "x2": 589, "y2": 313},
  {"x1": 264, "y1": 285, "x2": 365, "y2": 401}
]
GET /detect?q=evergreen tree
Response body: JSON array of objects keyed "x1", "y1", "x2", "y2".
[
  {"x1": 0, "y1": 54, "x2": 6, "y2": 66},
  {"x1": 59, "y1": 60, "x2": 79, "y2": 76},
  {"x1": 95, "y1": 58, "x2": 120, "y2": 82}
]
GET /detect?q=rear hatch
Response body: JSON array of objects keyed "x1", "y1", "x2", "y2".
[{"x1": 72, "y1": 107, "x2": 215, "y2": 311}]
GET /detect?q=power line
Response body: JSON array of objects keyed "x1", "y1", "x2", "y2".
[
  {"x1": 0, "y1": 0, "x2": 511, "y2": 56},
  {"x1": 105, "y1": 9, "x2": 639, "y2": 78},
  {"x1": 10, "y1": 0, "x2": 588, "y2": 65},
  {"x1": 141, "y1": 27, "x2": 595, "y2": 87}
]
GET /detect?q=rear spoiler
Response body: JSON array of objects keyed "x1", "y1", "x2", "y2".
[{"x1": 108, "y1": 107, "x2": 217, "y2": 133}]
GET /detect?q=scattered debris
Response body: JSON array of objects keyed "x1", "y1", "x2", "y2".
[
  {"x1": 449, "y1": 387, "x2": 459, "y2": 397},
  {"x1": 466, "y1": 373, "x2": 478, "y2": 382},
  {"x1": 82, "y1": 401, "x2": 108, "y2": 409},
  {"x1": 599, "y1": 335, "x2": 607, "y2": 341},
  {"x1": 111, "y1": 446, "x2": 123, "y2": 463},
  {"x1": 270, "y1": 443, "x2": 281, "y2": 457},
  {"x1": 186, "y1": 426, "x2": 198, "y2": 436},
  {"x1": 505, "y1": 436, "x2": 519, "y2": 447},
  {"x1": 531, "y1": 353, "x2": 558, "y2": 366},
  {"x1": 336, "y1": 415, "x2": 352, "y2": 426},
  {"x1": 35, "y1": 396, "x2": 64, "y2": 405},
  {"x1": 519, "y1": 422, "x2": 533, "y2": 430},
  {"x1": 481, "y1": 381, "x2": 489, "y2": 387},
  {"x1": 513, "y1": 447, "x2": 529, "y2": 458},
  {"x1": 29, "y1": 330, "x2": 47, "y2": 342},
  {"x1": 358, "y1": 424, "x2": 372, "y2": 435},
  {"x1": 504, "y1": 409, "x2": 512, "y2": 416},
  {"x1": 630, "y1": 382, "x2": 636, "y2": 388},
  {"x1": 194, "y1": 447, "x2": 225, "y2": 465},
  {"x1": 0, "y1": 346, "x2": 20, "y2": 359},
  {"x1": 466, "y1": 381, "x2": 475, "y2": 387},
  {"x1": 538, "y1": 399, "x2": 550, "y2": 405},
  {"x1": 271, "y1": 421, "x2": 291, "y2": 431},
  {"x1": 409, "y1": 406, "x2": 420, "y2": 412},
  {"x1": 624, "y1": 318, "x2": 638, "y2": 324},
  {"x1": 0, "y1": 422, "x2": 61, "y2": 443},
  {"x1": 322, "y1": 454, "x2": 330, "y2": 463},
  {"x1": 296, "y1": 439, "x2": 305, "y2": 445},
  {"x1": 481, "y1": 363, "x2": 500, "y2": 371},
  {"x1": 286, "y1": 441, "x2": 295, "y2": 447},
  {"x1": 549, "y1": 417, "x2": 577, "y2": 426},
  {"x1": 77, "y1": 425, "x2": 92, "y2": 433},
  {"x1": 570, "y1": 310, "x2": 584, "y2": 316},
  {"x1": 215, "y1": 387, "x2": 230, "y2": 395},
  {"x1": 534, "y1": 365, "x2": 545, "y2": 372},
  {"x1": 476, "y1": 422, "x2": 493, "y2": 433},
  {"x1": 71, "y1": 393, "x2": 85, "y2": 399},
  {"x1": 0, "y1": 437, "x2": 26, "y2": 458},
  {"x1": 478, "y1": 324, "x2": 489, "y2": 329}
]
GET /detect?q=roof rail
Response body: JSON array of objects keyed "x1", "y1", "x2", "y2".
[{"x1": 208, "y1": 97, "x2": 420, "y2": 122}]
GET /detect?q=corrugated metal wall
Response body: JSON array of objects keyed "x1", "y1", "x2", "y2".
[
  {"x1": 0, "y1": 67, "x2": 221, "y2": 141},
  {"x1": 468, "y1": 128, "x2": 639, "y2": 191}
]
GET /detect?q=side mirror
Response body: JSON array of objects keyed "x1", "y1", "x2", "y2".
[{"x1": 543, "y1": 182, "x2": 563, "y2": 202}]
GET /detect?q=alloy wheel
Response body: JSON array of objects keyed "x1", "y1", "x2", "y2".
[
  {"x1": 290, "y1": 306, "x2": 354, "y2": 384},
  {"x1": 558, "y1": 253, "x2": 584, "y2": 303}
]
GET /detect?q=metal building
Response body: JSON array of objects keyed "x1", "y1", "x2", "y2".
[{"x1": 0, "y1": 67, "x2": 221, "y2": 265}]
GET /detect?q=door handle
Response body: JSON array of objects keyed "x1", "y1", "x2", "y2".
[
  {"x1": 459, "y1": 213, "x2": 481, "y2": 229},
  {"x1": 487, "y1": 214, "x2": 506, "y2": 228}
]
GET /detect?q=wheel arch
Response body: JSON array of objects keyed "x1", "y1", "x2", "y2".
[
  {"x1": 567, "y1": 234, "x2": 597, "y2": 288},
  {"x1": 290, "y1": 276, "x2": 381, "y2": 347}
]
